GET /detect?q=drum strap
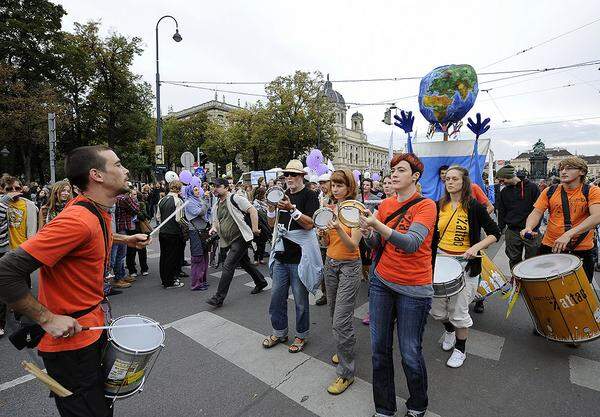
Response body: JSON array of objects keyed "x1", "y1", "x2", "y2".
[
  {"x1": 560, "y1": 186, "x2": 590, "y2": 251},
  {"x1": 74, "y1": 201, "x2": 110, "y2": 273},
  {"x1": 374, "y1": 197, "x2": 424, "y2": 265}
]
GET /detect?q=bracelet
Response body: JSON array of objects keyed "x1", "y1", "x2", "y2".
[
  {"x1": 267, "y1": 210, "x2": 277, "y2": 219},
  {"x1": 291, "y1": 208, "x2": 302, "y2": 220}
]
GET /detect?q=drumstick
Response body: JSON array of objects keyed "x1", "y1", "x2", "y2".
[
  {"x1": 442, "y1": 253, "x2": 483, "y2": 258},
  {"x1": 21, "y1": 361, "x2": 72, "y2": 397},
  {"x1": 271, "y1": 207, "x2": 280, "y2": 247},
  {"x1": 82, "y1": 322, "x2": 160, "y2": 331},
  {"x1": 150, "y1": 200, "x2": 190, "y2": 237}
]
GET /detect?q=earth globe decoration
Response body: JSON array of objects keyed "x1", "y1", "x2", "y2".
[{"x1": 418, "y1": 64, "x2": 478, "y2": 138}]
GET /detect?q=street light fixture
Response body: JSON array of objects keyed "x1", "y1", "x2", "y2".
[{"x1": 155, "y1": 15, "x2": 182, "y2": 173}]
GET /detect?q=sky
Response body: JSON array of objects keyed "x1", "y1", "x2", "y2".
[{"x1": 53, "y1": 0, "x2": 600, "y2": 161}]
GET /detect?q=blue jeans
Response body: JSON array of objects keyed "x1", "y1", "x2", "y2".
[
  {"x1": 111, "y1": 242, "x2": 127, "y2": 280},
  {"x1": 369, "y1": 273, "x2": 431, "y2": 415},
  {"x1": 269, "y1": 260, "x2": 310, "y2": 339}
]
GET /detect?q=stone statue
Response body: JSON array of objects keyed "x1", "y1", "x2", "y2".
[{"x1": 532, "y1": 139, "x2": 546, "y2": 156}]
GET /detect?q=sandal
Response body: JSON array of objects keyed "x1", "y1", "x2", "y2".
[
  {"x1": 262, "y1": 335, "x2": 288, "y2": 349},
  {"x1": 288, "y1": 337, "x2": 307, "y2": 353}
]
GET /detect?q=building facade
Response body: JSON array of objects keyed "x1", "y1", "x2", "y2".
[
  {"x1": 509, "y1": 144, "x2": 600, "y2": 179},
  {"x1": 323, "y1": 77, "x2": 390, "y2": 172}
]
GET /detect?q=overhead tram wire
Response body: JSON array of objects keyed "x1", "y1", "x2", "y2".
[
  {"x1": 493, "y1": 116, "x2": 600, "y2": 130},
  {"x1": 481, "y1": 16, "x2": 600, "y2": 70}
]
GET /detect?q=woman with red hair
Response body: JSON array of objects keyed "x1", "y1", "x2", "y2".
[{"x1": 359, "y1": 153, "x2": 437, "y2": 417}]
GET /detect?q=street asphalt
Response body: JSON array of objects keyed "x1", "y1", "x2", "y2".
[{"x1": 1, "y1": 237, "x2": 600, "y2": 417}]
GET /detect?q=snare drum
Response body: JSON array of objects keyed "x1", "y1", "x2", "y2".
[
  {"x1": 337, "y1": 200, "x2": 367, "y2": 228},
  {"x1": 266, "y1": 186, "x2": 285, "y2": 205},
  {"x1": 312, "y1": 207, "x2": 335, "y2": 229},
  {"x1": 513, "y1": 254, "x2": 600, "y2": 343},
  {"x1": 102, "y1": 315, "x2": 165, "y2": 399},
  {"x1": 433, "y1": 256, "x2": 465, "y2": 298}
]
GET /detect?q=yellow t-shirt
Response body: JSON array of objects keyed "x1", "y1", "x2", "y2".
[
  {"x1": 437, "y1": 202, "x2": 470, "y2": 253},
  {"x1": 8, "y1": 198, "x2": 28, "y2": 249}
]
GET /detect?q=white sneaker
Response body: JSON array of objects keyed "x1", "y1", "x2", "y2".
[
  {"x1": 0, "y1": 328, "x2": 4, "y2": 337},
  {"x1": 131, "y1": 272, "x2": 138, "y2": 277},
  {"x1": 446, "y1": 348, "x2": 466, "y2": 368},
  {"x1": 440, "y1": 330, "x2": 456, "y2": 351}
]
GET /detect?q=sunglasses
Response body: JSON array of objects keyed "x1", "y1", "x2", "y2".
[
  {"x1": 283, "y1": 172, "x2": 300, "y2": 177},
  {"x1": 4, "y1": 186, "x2": 22, "y2": 192}
]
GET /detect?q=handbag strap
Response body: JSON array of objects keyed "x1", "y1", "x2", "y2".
[{"x1": 373, "y1": 197, "x2": 424, "y2": 265}]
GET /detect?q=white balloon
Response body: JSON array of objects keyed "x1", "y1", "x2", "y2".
[
  {"x1": 364, "y1": 171, "x2": 371, "y2": 179},
  {"x1": 165, "y1": 171, "x2": 179, "y2": 183}
]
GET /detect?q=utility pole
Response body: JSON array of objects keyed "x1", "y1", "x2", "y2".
[{"x1": 48, "y1": 113, "x2": 57, "y2": 183}]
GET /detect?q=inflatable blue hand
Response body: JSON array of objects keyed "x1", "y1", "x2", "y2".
[
  {"x1": 394, "y1": 110, "x2": 414, "y2": 134},
  {"x1": 466, "y1": 113, "x2": 490, "y2": 139}
]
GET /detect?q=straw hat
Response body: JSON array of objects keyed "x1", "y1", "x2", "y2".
[{"x1": 282, "y1": 159, "x2": 306, "y2": 174}]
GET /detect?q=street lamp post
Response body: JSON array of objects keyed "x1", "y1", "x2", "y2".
[{"x1": 155, "y1": 15, "x2": 182, "y2": 173}]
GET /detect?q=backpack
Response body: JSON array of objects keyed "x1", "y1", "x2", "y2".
[{"x1": 229, "y1": 194, "x2": 272, "y2": 242}]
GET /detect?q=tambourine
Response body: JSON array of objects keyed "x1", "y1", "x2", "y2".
[
  {"x1": 337, "y1": 200, "x2": 367, "y2": 228},
  {"x1": 266, "y1": 186, "x2": 285, "y2": 205},
  {"x1": 312, "y1": 207, "x2": 335, "y2": 230}
]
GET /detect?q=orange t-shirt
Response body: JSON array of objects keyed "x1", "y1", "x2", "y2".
[
  {"x1": 326, "y1": 221, "x2": 360, "y2": 261},
  {"x1": 21, "y1": 196, "x2": 112, "y2": 352},
  {"x1": 534, "y1": 183, "x2": 600, "y2": 251},
  {"x1": 374, "y1": 193, "x2": 437, "y2": 286},
  {"x1": 471, "y1": 183, "x2": 489, "y2": 206}
]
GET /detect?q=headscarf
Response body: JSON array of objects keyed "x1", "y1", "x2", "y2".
[{"x1": 183, "y1": 184, "x2": 207, "y2": 221}]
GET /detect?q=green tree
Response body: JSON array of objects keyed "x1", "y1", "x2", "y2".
[
  {"x1": 227, "y1": 103, "x2": 276, "y2": 170},
  {"x1": 162, "y1": 112, "x2": 209, "y2": 169},
  {"x1": 0, "y1": 0, "x2": 66, "y2": 181},
  {"x1": 201, "y1": 120, "x2": 241, "y2": 176},
  {"x1": 263, "y1": 71, "x2": 337, "y2": 165}
]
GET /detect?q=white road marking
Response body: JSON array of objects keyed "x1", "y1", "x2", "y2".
[
  {"x1": 210, "y1": 269, "x2": 248, "y2": 279},
  {"x1": 569, "y1": 355, "x2": 600, "y2": 392},
  {"x1": 354, "y1": 302, "x2": 369, "y2": 320},
  {"x1": 243, "y1": 277, "x2": 321, "y2": 305},
  {"x1": 0, "y1": 374, "x2": 36, "y2": 393},
  {"x1": 465, "y1": 329, "x2": 505, "y2": 361},
  {"x1": 355, "y1": 303, "x2": 504, "y2": 361},
  {"x1": 171, "y1": 311, "x2": 441, "y2": 417}
]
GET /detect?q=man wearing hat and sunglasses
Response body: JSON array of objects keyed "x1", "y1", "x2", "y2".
[{"x1": 263, "y1": 159, "x2": 320, "y2": 353}]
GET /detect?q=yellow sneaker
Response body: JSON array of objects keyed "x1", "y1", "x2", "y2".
[
  {"x1": 332, "y1": 354, "x2": 339, "y2": 365},
  {"x1": 327, "y1": 377, "x2": 354, "y2": 395}
]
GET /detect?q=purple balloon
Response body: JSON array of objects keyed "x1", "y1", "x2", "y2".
[
  {"x1": 306, "y1": 148, "x2": 324, "y2": 170},
  {"x1": 371, "y1": 173, "x2": 381, "y2": 181},
  {"x1": 352, "y1": 169, "x2": 361, "y2": 182},
  {"x1": 179, "y1": 170, "x2": 192, "y2": 185},
  {"x1": 190, "y1": 176, "x2": 201, "y2": 188},
  {"x1": 316, "y1": 163, "x2": 328, "y2": 176}
]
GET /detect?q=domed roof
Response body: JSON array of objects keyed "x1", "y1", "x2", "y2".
[
  {"x1": 323, "y1": 74, "x2": 345, "y2": 105},
  {"x1": 351, "y1": 111, "x2": 363, "y2": 119}
]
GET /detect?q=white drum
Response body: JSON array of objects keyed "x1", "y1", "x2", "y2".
[
  {"x1": 313, "y1": 207, "x2": 335, "y2": 229},
  {"x1": 433, "y1": 256, "x2": 465, "y2": 298},
  {"x1": 102, "y1": 315, "x2": 165, "y2": 400},
  {"x1": 266, "y1": 186, "x2": 285, "y2": 205}
]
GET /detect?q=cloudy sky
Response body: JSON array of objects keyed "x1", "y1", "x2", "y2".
[{"x1": 54, "y1": 0, "x2": 600, "y2": 160}]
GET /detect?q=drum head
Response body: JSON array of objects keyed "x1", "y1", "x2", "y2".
[
  {"x1": 434, "y1": 256, "x2": 464, "y2": 284},
  {"x1": 513, "y1": 254, "x2": 581, "y2": 280},
  {"x1": 109, "y1": 315, "x2": 165, "y2": 353},
  {"x1": 313, "y1": 208, "x2": 334, "y2": 229},
  {"x1": 266, "y1": 187, "x2": 285, "y2": 204}
]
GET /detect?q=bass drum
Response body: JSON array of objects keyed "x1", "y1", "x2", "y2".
[{"x1": 513, "y1": 254, "x2": 600, "y2": 343}]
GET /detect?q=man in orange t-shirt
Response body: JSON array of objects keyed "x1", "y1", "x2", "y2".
[
  {"x1": 359, "y1": 153, "x2": 436, "y2": 417},
  {"x1": 522, "y1": 156, "x2": 600, "y2": 282},
  {"x1": 0, "y1": 146, "x2": 150, "y2": 417}
]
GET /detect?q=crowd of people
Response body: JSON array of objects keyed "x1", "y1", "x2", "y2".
[{"x1": 0, "y1": 145, "x2": 600, "y2": 417}]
